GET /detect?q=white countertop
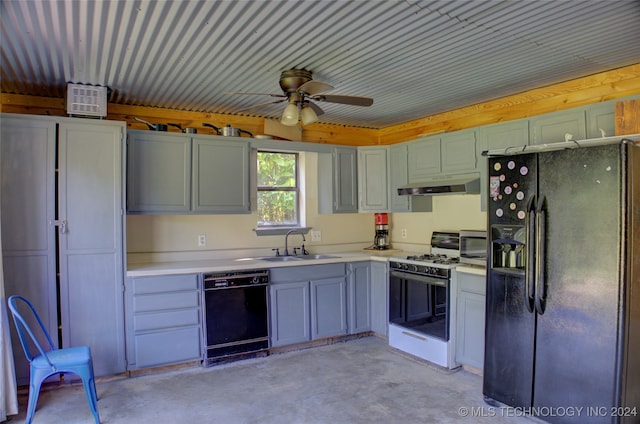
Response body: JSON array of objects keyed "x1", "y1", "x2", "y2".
[{"x1": 126, "y1": 250, "x2": 399, "y2": 277}]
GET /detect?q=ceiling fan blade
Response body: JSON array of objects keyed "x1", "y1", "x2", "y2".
[
  {"x1": 307, "y1": 101, "x2": 325, "y2": 116},
  {"x1": 297, "y1": 80, "x2": 334, "y2": 95},
  {"x1": 237, "y1": 98, "x2": 287, "y2": 112},
  {"x1": 312, "y1": 94, "x2": 373, "y2": 107},
  {"x1": 224, "y1": 91, "x2": 286, "y2": 98}
]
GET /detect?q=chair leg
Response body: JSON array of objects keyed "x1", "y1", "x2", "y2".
[
  {"x1": 82, "y1": 376, "x2": 100, "y2": 424},
  {"x1": 26, "y1": 375, "x2": 44, "y2": 424}
]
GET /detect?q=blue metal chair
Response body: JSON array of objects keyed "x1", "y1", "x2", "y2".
[{"x1": 7, "y1": 295, "x2": 100, "y2": 424}]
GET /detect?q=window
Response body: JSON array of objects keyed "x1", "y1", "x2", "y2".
[{"x1": 257, "y1": 151, "x2": 299, "y2": 227}]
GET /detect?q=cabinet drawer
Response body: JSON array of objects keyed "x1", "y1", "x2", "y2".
[
  {"x1": 134, "y1": 308, "x2": 200, "y2": 332},
  {"x1": 135, "y1": 326, "x2": 201, "y2": 368},
  {"x1": 458, "y1": 272, "x2": 486, "y2": 296},
  {"x1": 270, "y1": 263, "x2": 345, "y2": 283},
  {"x1": 133, "y1": 274, "x2": 199, "y2": 294},
  {"x1": 134, "y1": 291, "x2": 200, "y2": 312}
]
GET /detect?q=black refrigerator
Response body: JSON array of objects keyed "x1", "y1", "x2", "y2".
[{"x1": 483, "y1": 139, "x2": 640, "y2": 423}]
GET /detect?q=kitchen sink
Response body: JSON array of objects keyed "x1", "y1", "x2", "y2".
[
  {"x1": 298, "y1": 254, "x2": 338, "y2": 260},
  {"x1": 259, "y1": 256, "x2": 304, "y2": 262}
]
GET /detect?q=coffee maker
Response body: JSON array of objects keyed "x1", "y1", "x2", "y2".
[{"x1": 373, "y1": 213, "x2": 391, "y2": 250}]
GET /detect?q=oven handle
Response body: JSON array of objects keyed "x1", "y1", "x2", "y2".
[
  {"x1": 390, "y1": 270, "x2": 447, "y2": 287},
  {"x1": 204, "y1": 282, "x2": 268, "y2": 291}
]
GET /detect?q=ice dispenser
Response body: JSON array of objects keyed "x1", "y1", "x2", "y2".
[{"x1": 491, "y1": 225, "x2": 526, "y2": 272}]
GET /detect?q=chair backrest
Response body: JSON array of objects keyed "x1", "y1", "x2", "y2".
[{"x1": 7, "y1": 295, "x2": 56, "y2": 368}]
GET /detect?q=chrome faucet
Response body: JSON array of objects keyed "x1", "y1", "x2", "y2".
[{"x1": 284, "y1": 229, "x2": 306, "y2": 256}]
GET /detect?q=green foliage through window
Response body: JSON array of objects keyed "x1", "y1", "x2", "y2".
[{"x1": 257, "y1": 151, "x2": 299, "y2": 226}]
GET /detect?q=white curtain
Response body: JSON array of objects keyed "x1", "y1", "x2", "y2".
[{"x1": 1, "y1": 192, "x2": 19, "y2": 420}]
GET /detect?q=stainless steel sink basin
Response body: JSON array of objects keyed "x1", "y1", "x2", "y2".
[
  {"x1": 259, "y1": 256, "x2": 304, "y2": 262},
  {"x1": 298, "y1": 254, "x2": 338, "y2": 260}
]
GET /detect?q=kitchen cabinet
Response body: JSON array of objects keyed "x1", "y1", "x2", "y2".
[
  {"x1": 530, "y1": 109, "x2": 587, "y2": 145},
  {"x1": 388, "y1": 144, "x2": 432, "y2": 213},
  {"x1": 1, "y1": 114, "x2": 126, "y2": 383},
  {"x1": 318, "y1": 147, "x2": 358, "y2": 213},
  {"x1": 586, "y1": 102, "x2": 615, "y2": 138},
  {"x1": 408, "y1": 136, "x2": 441, "y2": 181},
  {"x1": 407, "y1": 130, "x2": 478, "y2": 182},
  {"x1": 455, "y1": 267, "x2": 486, "y2": 370},
  {"x1": 191, "y1": 137, "x2": 250, "y2": 213},
  {"x1": 269, "y1": 264, "x2": 347, "y2": 347},
  {"x1": 347, "y1": 262, "x2": 371, "y2": 334},
  {"x1": 127, "y1": 131, "x2": 191, "y2": 213},
  {"x1": 441, "y1": 129, "x2": 477, "y2": 174},
  {"x1": 127, "y1": 130, "x2": 250, "y2": 214},
  {"x1": 357, "y1": 147, "x2": 388, "y2": 212},
  {"x1": 125, "y1": 274, "x2": 202, "y2": 369},
  {"x1": 370, "y1": 260, "x2": 389, "y2": 337},
  {"x1": 478, "y1": 120, "x2": 530, "y2": 211}
]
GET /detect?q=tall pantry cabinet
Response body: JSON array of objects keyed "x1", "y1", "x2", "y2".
[{"x1": 0, "y1": 114, "x2": 126, "y2": 384}]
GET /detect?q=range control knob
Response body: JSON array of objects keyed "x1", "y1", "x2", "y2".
[{"x1": 409, "y1": 264, "x2": 418, "y2": 272}]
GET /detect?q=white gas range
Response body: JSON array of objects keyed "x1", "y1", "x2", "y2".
[{"x1": 388, "y1": 231, "x2": 461, "y2": 369}]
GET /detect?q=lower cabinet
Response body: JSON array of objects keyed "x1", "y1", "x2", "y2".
[
  {"x1": 370, "y1": 261, "x2": 389, "y2": 336},
  {"x1": 347, "y1": 262, "x2": 371, "y2": 334},
  {"x1": 125, "y1": 274, "x2": 202, "y2": 369},
  {"x1": 269, "y1": 263, "x2": 353, "y2": 348},
  {"x1": 455, "y1": 268, "x2": 486, "y2": 370}
]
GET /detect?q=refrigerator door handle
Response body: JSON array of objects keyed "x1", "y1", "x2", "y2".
[
  {"x1": 535, "y1": 196, "x2": 547, "y2": 315},
  {"x1": 525, "y1": 195, "x2": 536, "y2": 313}
]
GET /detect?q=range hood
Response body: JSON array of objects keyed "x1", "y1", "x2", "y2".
[{"x1": 397, "y1": 174, "x2": 480, "y2": 196}]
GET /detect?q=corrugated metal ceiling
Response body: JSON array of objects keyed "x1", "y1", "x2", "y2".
[{"x1": 1, "y1": 0, "x2": 639, "y2": 129}]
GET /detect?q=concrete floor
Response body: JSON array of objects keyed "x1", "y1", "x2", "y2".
[{"x1": 6, "y1": 337, "x2": 534, "y2": 424}]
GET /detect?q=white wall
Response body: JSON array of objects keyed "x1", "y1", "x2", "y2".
[{"x1": 127, "y1": 153, "x2": 487, "y2": 263}]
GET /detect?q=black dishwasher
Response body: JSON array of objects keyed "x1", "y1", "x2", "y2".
[{"x1": 202, "y1": 269, "x2": 270, "y2": 365}]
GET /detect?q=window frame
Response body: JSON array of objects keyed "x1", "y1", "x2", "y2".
[{"x1": 256, "y1": 150, "x2": 301, "y2": 230}]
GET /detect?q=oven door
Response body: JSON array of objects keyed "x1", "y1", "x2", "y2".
[{"x1": 389, "y1": 269, "x2": 449, "y2": 341}]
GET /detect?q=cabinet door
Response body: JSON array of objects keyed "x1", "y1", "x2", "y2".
[
  {"x1": 456, "y1": 292, "x2": 486, "y2": 369},
  {"x1": 1, "y1": 116, "x2": 57, "y2": 385},
  {"x1": 455, "y1": 271, "x2": 486, "y2": 369},
  {"x1": 586, "y1": 102, "x2": 615, "y2": 138},
  {"x1": 191, "y1": 137, "x2": 250, "y2": 213},
  {"x1": 478, "y1": 120, "x2": 530, "y2": 211},
  {"x1": 408, "y1": 136, "x2": 441, "y2": 181},
  {"x1": 310, "y1": 277, "x2": 348, "y2": 339},
  {"x1": 57, "y1": 120, "x2": 126, "y2": 376},
  {"x1": 358, "y1": 147, "x2": 388, "y2": 212},
  {"x1": 389, "y1": 144, "x2": 410, "y2": 212},
  {"x1": 347, "y1": 262, "x2": 371, "y2": 334},
  {"x1": 269, "y1": 282, "x2": 310, "y2": 347},
  {"x1": 530, "y1": 109, "x2": 586, "y2": 145},
  {"x1": 370, "y1": 261, "x2": 388, "y2": 336},
  {"x1": 441, "y1": 130, "x2": 477, "y2": 174},
  {"x1": 334, "y1": 147, "x2": 358, "y2": 213},
  {"x1": 127, "y1": 131, "x2": 191, "y2": 213}
]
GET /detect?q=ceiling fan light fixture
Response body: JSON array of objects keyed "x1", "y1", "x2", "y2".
[
  {"x1": 300, "y1": 103, "x2": 318, "y2": 125},
  {"x1": 281, "y1": 102, "x2": 299, "y2": 126}
]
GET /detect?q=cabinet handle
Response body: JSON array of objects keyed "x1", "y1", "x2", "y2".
[
  {"x1": 50, "y1": 219, "x2": 67, "y2": 234},
  {"x1": 402, "y1": 331, "x2": 427, "y2": 341}
]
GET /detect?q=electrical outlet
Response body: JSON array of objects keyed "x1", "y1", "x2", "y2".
[
  {"x1": 401, "y1": 228, "x2": 407, "y2": 239},
  {"x1": 198, "y1": 234, "x2": 206, "y2": 247},
  {"x1": 311, "y1": 230, "x2": 322, "y2": 242}
]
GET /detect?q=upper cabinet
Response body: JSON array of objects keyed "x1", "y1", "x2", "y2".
[
  {"x1": 127, "y1": 131, "x2": 191, "y2": 213},
  {"x1": 529, "y1": 109, "x2": 587, "y2": 145},
  {"x1": 357, "y1": 147, "x2": 388, "y2": 212},
  {"x1": 127, "y1": 130, "x2": 250, "y2": 214},
  {"x1": 319, "y1": 147, "x2": 358, "y2": 214},
  {"x1": 388, "y1": 144, "x2": 432, "y2": 213},
  {"x1": 408, "y1": 136, "x2": 441, "y2": 181},
  {"x1": 408, "y1": 130, "x2": 478, "y2": 182},
  {"x1": 441, "y1": 130, "x2": 478, "y2": 174},
  {"x1": 191, "y1": 137, "x2": 250, "y2": 213}
]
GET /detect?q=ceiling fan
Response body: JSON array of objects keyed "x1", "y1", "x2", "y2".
[{"x1": 225, "y1": 69, "x2": 373, "y2": 126}]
